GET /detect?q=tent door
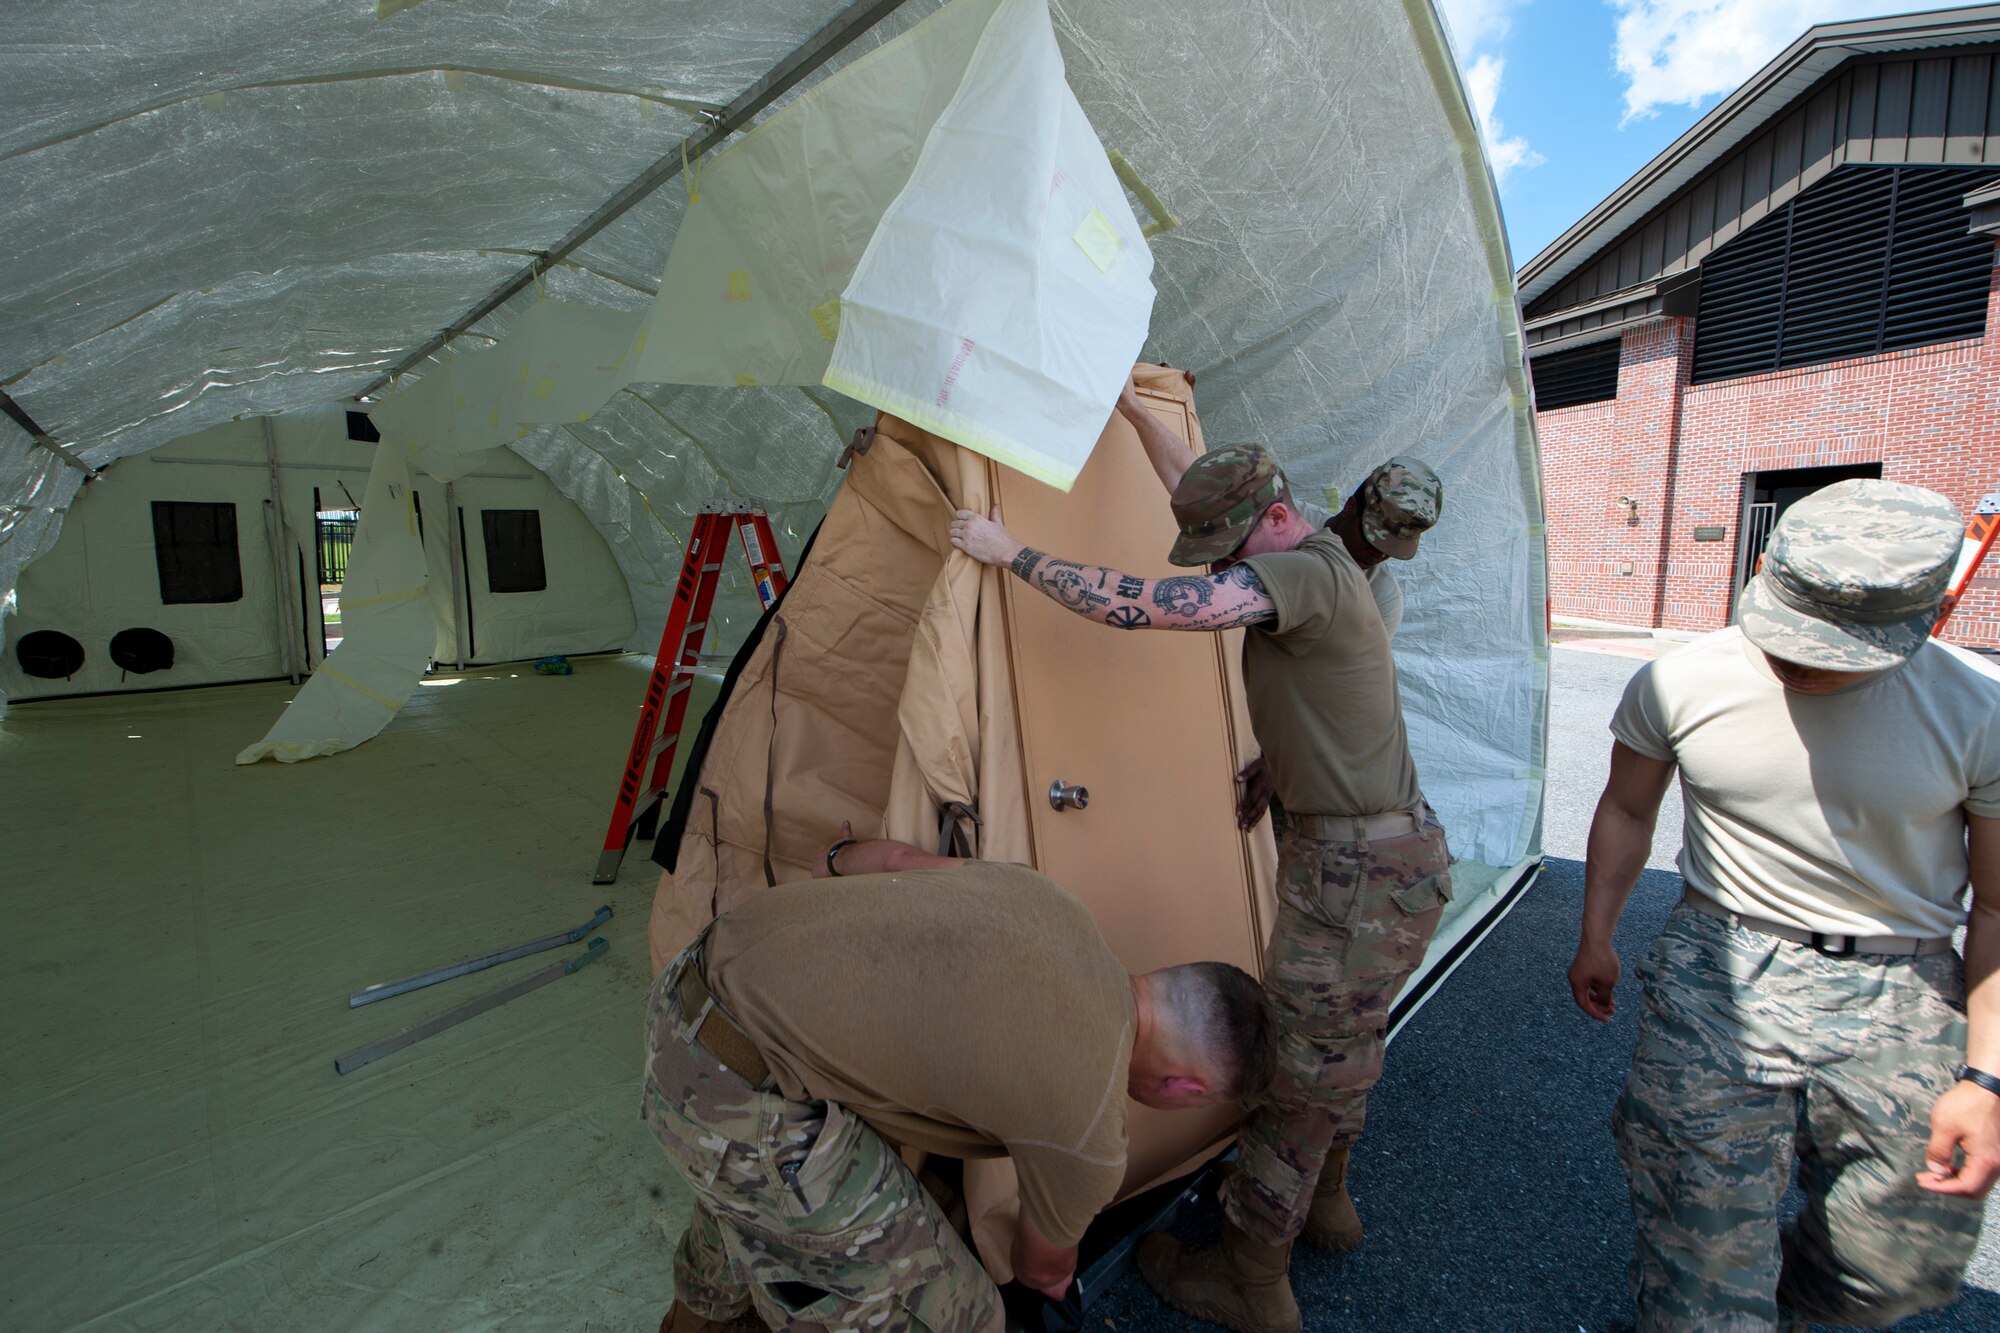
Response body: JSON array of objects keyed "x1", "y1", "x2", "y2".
[{"x1": 995, "y1": 385, "x2": 1265, "y2": 1194}]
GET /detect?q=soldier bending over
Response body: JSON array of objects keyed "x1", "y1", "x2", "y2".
[{"x1": 647, "y1": 832, "x2": 1278, "y2": 1332}]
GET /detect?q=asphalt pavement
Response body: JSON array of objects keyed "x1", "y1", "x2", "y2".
[{"x1": 1092, "y1": 642, "x2": 1998, "y2": 1331}]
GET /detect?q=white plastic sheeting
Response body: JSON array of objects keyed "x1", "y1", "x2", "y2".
[
  {"x1": 0, "y1": 0, "x2": 1544, "y2": 866},
  {"x1": 642, "y1": 0, "x2": 1154, "y2": 488},
  {"x1": 237, "y1": 448, "x2": 432, "y2": 764}
]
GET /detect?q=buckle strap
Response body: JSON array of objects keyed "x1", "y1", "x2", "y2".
[
  {"x1": 675, "y1": 964, "x2": 773, "y2": 1088},
  {"x1": 1680, "y1": 890, "x2": 1954, "y2": 957}
]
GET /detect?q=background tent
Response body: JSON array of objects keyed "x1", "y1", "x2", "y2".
[{"x1": 0, "y1": 0, "x2": 1544, "y2": 1327}]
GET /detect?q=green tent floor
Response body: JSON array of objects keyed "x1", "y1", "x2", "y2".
[
  {"x1": 1, "y1": 655, "x2": 1527, "y2": 1331},
  {"x1": 1, "y1": 656, "x2": 715, "y2": 1331}
]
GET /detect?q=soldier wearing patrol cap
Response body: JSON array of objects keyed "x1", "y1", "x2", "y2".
[
  {"x1": 950, "y1": 381, "x2": 1448, "y2": 1333},
  {"x1": 1568, "y1": 479, "x2": 2000, "y2": 1331}
]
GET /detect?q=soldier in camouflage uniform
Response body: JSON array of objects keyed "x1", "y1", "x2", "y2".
[
  {"x1": 644, "y1": 843, "x2": 1277, "y2": 1333},
  {"x1": 1569, "y1": 480, "x2": 2000, "y2": 1331},
  {"x1": 952, "y1": 390, "x2": 1448, "y2": 1333}
]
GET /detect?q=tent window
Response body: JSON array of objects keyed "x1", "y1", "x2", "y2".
[
  {"x1": 1692, "y1": 165, "x2": 1998, "y2": 384},
  {"x1": 151, "y1": 501, "x2": 243, "y2": 604},
  {"x1": 1530, "y1": 338, "x2": 1620, "y2": 410},
  {"x1": 481, "y1": 509, "x2": 548, "y2": 593}
]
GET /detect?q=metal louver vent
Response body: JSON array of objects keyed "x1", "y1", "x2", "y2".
[
  {"x1": 1692, "y1": 165, "x2": 1997, "y2": 384},
  {"x1": 1530, "y1": 338, "x2": 1621, "y2": 410}
]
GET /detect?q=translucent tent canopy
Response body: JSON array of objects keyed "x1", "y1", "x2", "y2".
[
  {"x1": 2, "y1": 0, "x2": 1544, "y2": 863},
  {"x1": 1, "y1": 0, "x2": 1545, "y2": 1325}
]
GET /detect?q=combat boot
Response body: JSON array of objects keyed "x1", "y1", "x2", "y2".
[
  {"x1": 1300, "y1": 1147, "x2": 1363, "y2": 1253},
  {"x1": 658, "y1": 1298, "x2": 766, "y2": 1332},
  {"x1": 1135, "y1": 1221, "x2": 1301, "y2": 1333}
]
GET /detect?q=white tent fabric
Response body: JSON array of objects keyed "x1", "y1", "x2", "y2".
[
  {"x1": 237, "y1": 447, "x2": 433, "y2": 764},
  {"x1": 0, "y1": 0, "x2": 1545, "y2": 867},
  {"x1": 639, "y1": 0, "x2": 1155, "y2": 489}
]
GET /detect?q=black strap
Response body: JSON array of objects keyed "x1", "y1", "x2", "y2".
[
  {"x1": 825, "y1": 838, "x2": 856, "y2": 877},
  {"x1": 760, "y1": 615, "x2": 789, "y2": 889},
  {"x1": 937, "y1": 800, "x2": 982, "y2": 858},
  {"x1": 1958, "y1": 1065, "x2": 2000, "y2": 1099}
]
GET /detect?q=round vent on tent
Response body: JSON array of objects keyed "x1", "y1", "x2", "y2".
[
  {"x1": 16, "y1": 630, "x2": 85, "y2": 680},
  {"x1": 110, "y1": 627, "x2": 176, "y2": 676}
]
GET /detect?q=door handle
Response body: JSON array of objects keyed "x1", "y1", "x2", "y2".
[{"x1": 1048, "y1": 780, "x2": 1090, "y2": 812}]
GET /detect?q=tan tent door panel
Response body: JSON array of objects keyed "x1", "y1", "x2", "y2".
[{"x1": 995, "y1": 379, "x2": 1265, "y2": 1194}]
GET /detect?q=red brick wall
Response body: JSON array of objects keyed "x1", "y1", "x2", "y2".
[{"x1": 1536, "y1": 243, "x2": 2000, "y2": 650}]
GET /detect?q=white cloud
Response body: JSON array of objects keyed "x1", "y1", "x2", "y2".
[
  {"x1": 1436, "y1": 0, "x2": 1545, "y2": 184},
  {"x1": 1612, "y1": 1, "x2": 1940, "y2": 123},
  {"x1": 1466, "y1": 53, "x2": 1547, "y2": 182},
  {"x1": 1438, "y1": 0, "x2": 1523, "y2": 53}
]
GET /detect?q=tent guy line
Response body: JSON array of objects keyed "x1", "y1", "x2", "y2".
[{"x1": 352, "y1": 0, "x2": 918, "y2": 404}]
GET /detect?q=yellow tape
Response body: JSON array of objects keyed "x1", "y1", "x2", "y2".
[
  {"x1": 317, "y1": 664, "x2": 405, "y2": 712},
  {"x1": 734, "y1": 373, "x2": 759, "y2": 388},
  {"x1": 442, "y1": 70, "x2": 466, "y2": 93},
  {"x1": 534, "y1": 378, "x2": 556, "y2": 400},
  {"x1": 727, "y1": 270, "x2": 751, "y2": 303},
  {"x1": 820, "y1": 368, "x2": 1080, "y2": 492},
  {"x1": 1073, "y1": 209, "x2": 1124, "y2": 273},
  {"x1": 1107, "y1": 149, "x2": 1178, "y2": 240},
  {"x1": 810, "y1": 298, "x2": 842, "y2": 341}
]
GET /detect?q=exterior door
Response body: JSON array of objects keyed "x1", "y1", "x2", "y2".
[{"x1": 995, "y1": 376, "x2": 1271, "y2": 1194}]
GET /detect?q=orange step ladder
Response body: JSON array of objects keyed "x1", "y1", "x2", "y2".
[
  {"x1": 594, "y1": 501, "x2": 789, "y2": 884},
  {"x1": 1933, "y1": 487, "x2": 1997, "y2": 637}
]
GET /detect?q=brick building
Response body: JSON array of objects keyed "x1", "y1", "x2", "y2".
[{"x1": 1519, "y1": 7, "x2": 2000, "y2": 649}]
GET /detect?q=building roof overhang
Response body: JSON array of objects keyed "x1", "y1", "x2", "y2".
[
  {"x1": 1516, "y1": 5, "x2": 2000, "y2": 310},
  {"x1": 1970, "y1": 178, "x2": 2000, "y2": 234}
]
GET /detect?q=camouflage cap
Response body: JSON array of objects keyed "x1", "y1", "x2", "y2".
[
  {"x1": 1168, "y1": 444, "x2": 1290, "y2": 566},
  {"x1": 1737, "y1": 479, "x2": 1960, "y2": 671},
  {"x1": 1360, "y1": 456, "x2": 1443, "y2": 559}
]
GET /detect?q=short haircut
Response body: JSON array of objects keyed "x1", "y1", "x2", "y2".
[{"x1": 1155, "y1": 961, "x2": 1278, "y2": 1102}]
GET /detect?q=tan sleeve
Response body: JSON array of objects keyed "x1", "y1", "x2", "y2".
[
  {"x1": 1242, "y1": 547, "x2": 1340, "y2": 647},
  {"x1": 1008, "y1": 1143, "x2": 1126, "y2": 1250},
  {"x1": 1608, "y1": 662, "x2": 1675, "y2": 762}
]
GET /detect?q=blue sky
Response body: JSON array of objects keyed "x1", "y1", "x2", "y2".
[{"x1": 1444, "y1": 0, "x2": 1949, "y2": 268}]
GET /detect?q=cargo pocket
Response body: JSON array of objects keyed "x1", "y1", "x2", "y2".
[
  {"x1": 745, "y1": 1124, "x2": 982, "y2": 1331},
  {"x1": 1286, "y1": 836, "x2": 1368, "y2": 932},
  {"x1": 1389, "y1": 870, "x2": 1450, "y2": 916},
  {"x1": 769, "y1": 1100, "x2": 888, "y2": 1225}
]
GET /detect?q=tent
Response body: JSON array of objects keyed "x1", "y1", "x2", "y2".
[{"x1": 0, "y1": 0, "x2": 1545, "y2": 1327}]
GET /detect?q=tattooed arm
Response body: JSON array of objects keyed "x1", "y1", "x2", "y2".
[
  {"x1": 1116, "y1": 381, "x2": 1198, "y2": 494},
  {"x1": 949, "y1": 506, "x2": 1275, "y2": 631}
]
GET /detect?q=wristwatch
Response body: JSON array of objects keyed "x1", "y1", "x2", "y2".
[{"x1": 1956, "y1": 1065, "x2": 2000, "y2": 1098}]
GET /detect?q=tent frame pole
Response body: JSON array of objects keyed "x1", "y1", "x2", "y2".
[
  {"x1": 261, "y1": 419, "x2": 304, "y2": 684},
  {"x1": 445, "y1": 482, "x2": 471, "y2": 670},
  {"x1": 353, "y1": 0, "x2": 916, "y2": 402},
  {"x1": 2, "y1": 389, "x2": 99, "y2": 480}
]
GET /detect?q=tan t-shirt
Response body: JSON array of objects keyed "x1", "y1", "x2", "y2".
[
  {"x1": 1611, "y1": 627, "x2": 2000, "y2": 938},
  {"x1": 705, "y1": 863, "x2": 1134, "y2": 1248},
  {"x1": 1296, "y1": 498, "x2": 1403, "y2": 635},
  {"x1": 1242, "y1": 529, "x2": 1422, "y2": 817}
]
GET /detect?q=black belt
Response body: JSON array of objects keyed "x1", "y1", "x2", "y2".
[
  {"x1": 675, "y1": 964, "x2": 773, "y2": 1088},
  {"x1": 1681, "y1": 890, "x2": 1954, "y2": 958}
]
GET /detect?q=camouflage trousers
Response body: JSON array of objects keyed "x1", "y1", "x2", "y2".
[
  {"x1": 1615, "y1": 904, "x2": 1981, "y2": 1331},
  {"x1": 641, "y1": 941, "x2": 1003, "y2": 1332},
  {"x1": 1221, "y1": 808, "x2": 1451, "y2": 1246}
]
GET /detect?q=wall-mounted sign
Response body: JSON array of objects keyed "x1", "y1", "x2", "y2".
[{"x1": 1693, "y1": 526, "x2": 1726, "y2": 541}]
